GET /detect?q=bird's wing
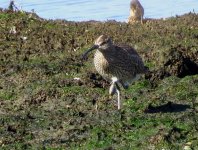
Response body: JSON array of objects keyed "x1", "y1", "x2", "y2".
[
  {"x1": 116, "y1": 44, "x2": 139, "y2": 56},
  {"x1": 114, "y1": 44, "x2": 147, "y2": 74}
]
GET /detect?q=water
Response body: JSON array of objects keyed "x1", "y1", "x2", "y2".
[{"x1": 1, "y1": 0, "x2": 198, "y2": 21}]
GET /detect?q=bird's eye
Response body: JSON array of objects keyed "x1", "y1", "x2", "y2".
[
  {"x1": 100, "y1": 41, "x2": 106, "y2": 46},
  {"x1": 100, "y1": 39, "x2": 110, "y2": 46}
]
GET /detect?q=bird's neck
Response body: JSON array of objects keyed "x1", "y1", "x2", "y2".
[{"x1": 98, "y1": 46, "x2": 116, "y2": 62}]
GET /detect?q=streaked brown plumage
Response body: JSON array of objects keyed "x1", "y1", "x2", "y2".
[{"x1": 82, "y1": 35, "x2": 148, "y2": 109}]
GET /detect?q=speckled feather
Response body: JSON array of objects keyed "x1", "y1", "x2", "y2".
[{"x1": 94, "y1": 42, "x2": 147, "y2": 84}]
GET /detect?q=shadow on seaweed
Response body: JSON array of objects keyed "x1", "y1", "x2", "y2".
[{"x1": 144, "y1": 101, "x2": 191, "y2": 113}]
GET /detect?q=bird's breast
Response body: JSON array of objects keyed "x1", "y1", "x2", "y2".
[{"x1": 94, "y1": 50, "x2": 110, "y2": 78}]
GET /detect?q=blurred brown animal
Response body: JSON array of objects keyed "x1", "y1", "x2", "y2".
[{"x1": 128, "y1": 0, "x2": 144, "y2": 24}]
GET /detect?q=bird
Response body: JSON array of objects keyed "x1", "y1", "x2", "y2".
[
  {"x1": 82, "y1": 35, "x2": 148, "y2": 110},
  {"x1": 128, "y1": 0, "x2": 144, "y2": 24}
]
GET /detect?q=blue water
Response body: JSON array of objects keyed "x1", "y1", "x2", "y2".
[{"x1": 1, "y1": 0, "x2": 198, "y2": 21}]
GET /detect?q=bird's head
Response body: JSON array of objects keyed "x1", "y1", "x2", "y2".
[
  {"x1": 82, "y1": 35, "x2": 112, "y2": 60},
  {"x1": 94, "y1": 35, "x2": 113, "y2": 50}
]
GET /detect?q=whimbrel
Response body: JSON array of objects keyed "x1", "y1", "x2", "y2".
[
  {"x1": 128, "y1": 0, "x2": 144, "y2": 24},
  {"x1": 82, "y1": 35, "x2": 148, "y2": 109}
]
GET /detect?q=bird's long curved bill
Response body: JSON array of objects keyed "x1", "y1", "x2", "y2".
[{"x1": 81, "y1": 45, "x2": 99, "y2": 60}]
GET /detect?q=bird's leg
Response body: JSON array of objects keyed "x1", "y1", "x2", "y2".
[
  {"x1": 110, "y1": 77, "x2": 122, "y2": 110},
  {"x1": 109, "y1": 82, "x2": 116, "y2": 96},
  {"x1": 109, "y1": 77, "x2": 119, "y2": 96},
  {"x1": 115, "y1": 82, "x2": 121, "y2": 110},
  {"x1": 141, "y1": 15, "x2": 143, "y2": 24}
]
